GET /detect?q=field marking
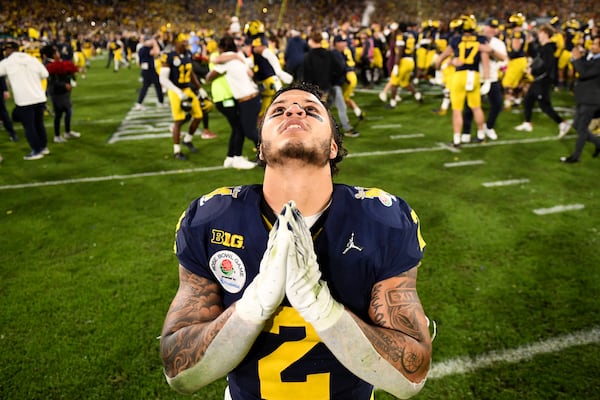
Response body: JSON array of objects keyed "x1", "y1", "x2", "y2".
[
  {"x1": 428, "y1": 326, "x2": 600, "y2": 379},
  {"x1": 533, "y1": 204, "x2": 585, "y2": 215},
  {"x1": 389, "y1": 133, "x2": 425, "y2": 139},
  {"x1": 0, "y1": 135, "x2": 573, "y2": 191},
  {"x1": 483, "y1": 178, "x2": 530, "y2": 187},
  {"x1": 371, "y1": 124, "x2": 403, "y2": 129},
  {"x1": 444, "y1": 160, "x2": 485, "y2": 168},
  {"x1": 0, "y1": 166, "x2": 224, "y2": 190}
]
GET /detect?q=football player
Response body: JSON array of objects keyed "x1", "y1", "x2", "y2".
[
  {"x1": 437, "y1": 15, "x2": 491, "y2": 147},
  {"x1": 161, "y1": 82, "x2": 433, "y2": 399},
  {"x1": 244, "y1": 20, "x2": 292, "y2": 117},
  {"x1": 159, "y1": 38, "x2": 207, "y2": 160},
  {"x1": 385, "y1": 22, "x2": 422, "y2": 108},
  {"x1": 501, "y1": 13, "x2": 528, "y2": 109}
]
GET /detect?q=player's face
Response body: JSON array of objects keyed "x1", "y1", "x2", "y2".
[{"x1": 260, "y1": 90, "x2": 337, "y2": 168}]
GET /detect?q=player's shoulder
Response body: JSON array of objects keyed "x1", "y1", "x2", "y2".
[
  {"x1": 334, "y1": 184, "x2": 418, "y2": 227},
  {"x1": 180, "y1": 185, "x2": 260, "y2": 226}
]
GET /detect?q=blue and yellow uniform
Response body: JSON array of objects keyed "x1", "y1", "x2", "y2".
[
  {"x1": 161, "y1": 50, "x2": 203, "y2": 121},
  {"x1": 501, "y1": 29, "x2": 528, "y2": 90},
  {"x1": 390, "y1": 31, "x2": 417, "y2": 89},
  {"x1": 449, "y1": 32, "x2": 487, "y2": 111},
  {"x1": 175, "y1": 184, "x2": 426, "y2": 400}
]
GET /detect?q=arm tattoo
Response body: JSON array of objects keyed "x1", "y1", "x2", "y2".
[
  {"x1": 364, "y1": 270, "x2": 431, "y2": 376},
  {"x1": 161, "y1": 266, "x2": 231, "y2": 376}
]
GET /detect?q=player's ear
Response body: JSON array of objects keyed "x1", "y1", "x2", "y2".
[
  {"x1": 330, "y1": 139, "x2": 338, "y2": 159},
  {"x1": 258, "y1": 143, "x2": 265, "y2": 161}
]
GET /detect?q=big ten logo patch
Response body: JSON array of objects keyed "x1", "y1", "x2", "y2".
[{"x1": 211, "y1": 229, "x2": 244, "y2": 249}]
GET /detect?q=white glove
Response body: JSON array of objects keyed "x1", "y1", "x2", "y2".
[
  {"x1": 236, "y1": 213, "x2": 289, "y2": 324},
  {"x1": 283, "y1": 202, "x2": 344, "y2": 331},
  {"x1": 197, "y1": 87, "x2": 209, "y2": 99},
  {"x1": 480, "y1": 79, "x2": 491, "y2": 95}
]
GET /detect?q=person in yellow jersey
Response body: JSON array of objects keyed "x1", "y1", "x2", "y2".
[
  {"x1": 501, "y1": 13, "x2": 528, "y2": 109},
  {"x1": 383, "y1": 22, "x2": 422, "y2": 109}
]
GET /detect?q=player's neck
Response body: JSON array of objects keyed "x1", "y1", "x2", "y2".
[{"x1": 263, "y1": 165, "x2": 333, "y2": 216}]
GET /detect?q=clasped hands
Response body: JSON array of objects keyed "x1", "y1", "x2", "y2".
[{"x1": 236, "y1": 201, "x2": 343, "y2": 331}]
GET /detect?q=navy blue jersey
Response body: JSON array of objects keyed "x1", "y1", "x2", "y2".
[
  {"x1": 174, "y1": 184, "x2": 426, "y2": 400},
  {"x1": 161, "y1": 50, "x2": 194, "y2": 89},
  {"x1": 450, "y1": 33, "x2": 488, "y2": 72}
]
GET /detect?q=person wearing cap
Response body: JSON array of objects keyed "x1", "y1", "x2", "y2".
[
  {"x1": 333, "y1": 33, "x2": 365, "y2": 122},
  {"x1": 462, "y1": 17, "x2": 507, "y2": 142},
  {"x1": 0, "y1": 40, "x2": 50, "y2": 160}
]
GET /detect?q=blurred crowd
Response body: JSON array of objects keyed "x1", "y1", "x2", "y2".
[{"x1": 1, "y1": 0, "x2": 599, "y2": 163}]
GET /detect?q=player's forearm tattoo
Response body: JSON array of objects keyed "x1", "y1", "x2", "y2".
[
  {"x1": 366, "y1": 273, "x2": 429, "y2": 375},
  {"x1": 161, "y1": 269, "x2": 230, "y2": 376},
  {"x1": 370, "y1": 277, "x2": 426, "y2": 342}
]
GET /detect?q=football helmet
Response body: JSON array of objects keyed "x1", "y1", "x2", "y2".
[
  {"x1": 449, "y1": 18, "x2": 464, "y2": 31},
  {"x1": 180, "y1": 97, "x2": 193, "y2": 112},
  {"x1": 509, "y1": 13, "x2": 525, "y2": 27},
  {"x1": 565, "y1": 19, "x2": 581, "y2": 31},
  {"x1": 244, "y1": 20, "x2": 265, "y2": 37},
  {"x1": 460, "y1": 14, "x2": 477, "y2": 31}
]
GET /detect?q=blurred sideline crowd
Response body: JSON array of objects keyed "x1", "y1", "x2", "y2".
[{"x1": 1, "y1": 0, "x2": 599, "y2": 164}]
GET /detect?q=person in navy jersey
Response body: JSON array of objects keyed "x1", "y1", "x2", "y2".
[
  {"x1": 134, "y1": 35, "x2": 165, "y2": 110},
  {"x1": 160, "y1": 82, "x2": 433, "y2": 400}
]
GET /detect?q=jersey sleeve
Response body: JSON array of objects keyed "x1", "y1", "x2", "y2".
[{"x1": 173, "y1": 189, "x2": 233, "y2": 280}]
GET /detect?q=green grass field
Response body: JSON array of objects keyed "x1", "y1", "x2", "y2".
[{"x1": 1, "y1": 55, "x2": 598, "y2": 399}]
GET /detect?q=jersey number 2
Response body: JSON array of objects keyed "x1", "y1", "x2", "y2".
[{"x1": 258, "y1": 307, "x2": 330, "y2": 399}]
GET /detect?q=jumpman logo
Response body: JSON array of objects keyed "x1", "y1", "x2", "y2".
[{"x1": 342, "y1": 232, "x2": 364, "y2": 254}]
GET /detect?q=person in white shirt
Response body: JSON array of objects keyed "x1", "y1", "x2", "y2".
[
  {"x1": 207, "y1": 35, "x2": 262, "y2": 152},
  {"x1": 0, "y1": 41, "x2": 50, "y2": 160}
]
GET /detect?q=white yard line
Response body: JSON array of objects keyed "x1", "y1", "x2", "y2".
[
  {"x1": 533, "y1": 204, "x2": 585, "y2": 215},
  {"x1": 428, "y1": 326, "x2": 600, "y2": 379},
  {"x1": 389, "y1": 133, "x2": 425, "y2": 139},
  {"x1": 482, "y1": 179, "x2": 530, "y2": 187},
  {"x1": 444, "y1": 160, "x2": 485, "y2": 168}
]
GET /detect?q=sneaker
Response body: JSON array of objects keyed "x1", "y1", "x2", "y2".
[
  {"x1": 414, "y1": 92, "x2": 423, "y2": 103},
  {"x1": 54, "y1": 135, "x2": 67, "y2": 143},
  {"x1": 64, "y1": 131, "x2": 81, "y2": 139},
  {"x1": 232, "y1": 156, "x2": 256, "y2": 169},
  {"x1": 378, "y1": 91, "x2": 387, "y2": 103},
  {"x1": 200, "y1": 130, "x2": 217, "y2": 139},
  {"x1": 485, "y1": 127, "x2": 498, "y2": 140},
  {"x1": 157, "y1": 102, "x2": 168, "y2": 108},
  {"x1": 134, "y1": 103, "x2": 146, "y2": 111},
  {"x1": 344, "y1": 129, "x2": 360, "y2": 138},
  {"x1": 515, "y1": 122, "x2": 532, "y2": 132},
  {"x1": 558, "y1": 119, "x2": 573, "y2": 139},
  {"x1": 173, "y1": 152, "x2": 187, "y2": 160},
  {"x1": 223, "y1": 156, "x2": 234, "y2": 168},
  {"x1": 41, "y1": 147, "x2": 50, "y2": 155},
  {"x1": 461, "y1": 134, "x2": 471, "y2": 144},
  {"x1": 432, "y1": 108, "x2": 447, "y2": 116},
  {"x1": 560, "y1": 155, "x2": 578, "y2": 163},
  {"x1": 23, "y1": 151, "x2": 44, "y2": 160},
  {"x1": 182, "y1": 141, "x2": 199, "y2": 153},
  {"x1": 388, "y1": 99, "x2": 397, "y2": 108}
]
